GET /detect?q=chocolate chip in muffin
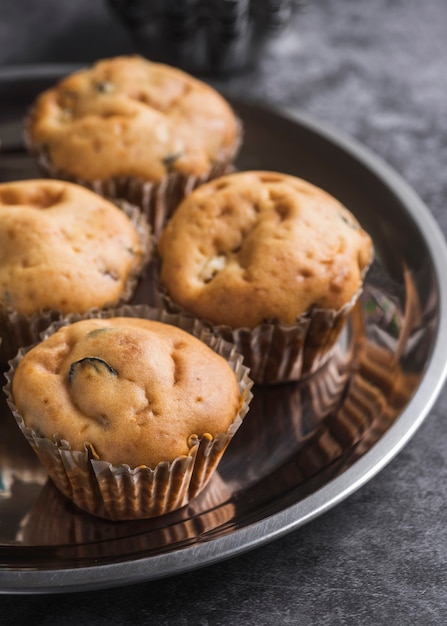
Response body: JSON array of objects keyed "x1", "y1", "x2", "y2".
[
  {"x1": 163, "y1": 152, "x2": 184, "y2": 170},
  {"x1": 95, "y1": 80, "x2": 116, "y2": 94},
  {"x1": 68, "y1": 357, "x2": 118, "y2": 385}
]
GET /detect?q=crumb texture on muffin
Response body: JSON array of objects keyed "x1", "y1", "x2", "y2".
[
  {"x1": 26, "y1": 55, "x2": 240, "y2": 182},
  {"x1": 158, "y1": 171, "x2": 374, "y2": 329},
  {"x1": 0, "y1": 179, "x2": 145, "y2": 315},
  {"x1": 12, "y1": 317, "x2": 241, "y2": 467}
]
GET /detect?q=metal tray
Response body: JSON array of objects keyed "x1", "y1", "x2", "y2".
[{"x1": 1, "y1": 65, "x2": 447, "y2": 594}]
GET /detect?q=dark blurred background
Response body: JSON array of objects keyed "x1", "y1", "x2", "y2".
[
  {"x1": 0, "y1": 1, "x2": 136, "y2": 65},
  {"x1": 2, "y1": 1, "x2": 447, "y2": 623},
  {"x1": 0, "y1": 0, "x2": 304, "y2": 75}
]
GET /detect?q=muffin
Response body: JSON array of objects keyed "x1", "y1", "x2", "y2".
[
  {"x1": 5, "y1": 307, "x2": 252, "y2": 520},
  {"x1": 158, "y1": 170, "x2": 374, "y2": 384},
  {"x1": 25, "y1": 55, "x2": 242, "y2": 235},
  {"x1": 0, "y1": 179, "x2": 150, "y2": 363}
]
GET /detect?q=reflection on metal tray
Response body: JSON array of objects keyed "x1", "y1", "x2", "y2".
[{"x1": 0, "y1": 66, "x2": 446, "y2": 594}]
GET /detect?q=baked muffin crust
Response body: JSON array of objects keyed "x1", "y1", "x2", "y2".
[
  {"x1": 0, "y1": 179, "x2": 145, "y2": 315},
  {"x1": 12, "y1": 317, "x2": 242, "y2": 467},
  {"x1": 158, "y1": 171, "x2": 374, "y2": 328},
  {"x1": 26, "y1": 55, "x2": 240, "y2": 182}
]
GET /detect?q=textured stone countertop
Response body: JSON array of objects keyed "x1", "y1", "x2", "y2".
[{"x1": 1, "y1": 0, "x2": 447, "y2": 623}]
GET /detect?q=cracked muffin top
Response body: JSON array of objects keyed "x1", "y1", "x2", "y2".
[
  {"x1": 0, "y1": 179, "x2": 147, "y2": 316},
  {"x1": 25, "y1": 55, "x2": 241, "y2": 182},
  {"x1": 158, "y1": 171, "x2": 374, "y2": 329},
  {"x1": 12, "y1": 317, "x2": 242, "y2": 467}
]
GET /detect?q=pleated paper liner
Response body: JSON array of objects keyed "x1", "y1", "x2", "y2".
[
  {"x1": 159, "y1": 276, "x2": 362, "y2": 386},
  {"x1": 17, "y1": 471, "x2": 235, "y2": 558},
  {"x1": 0, "y1": 199, "x2": 152, "y2": 365},
  {"x1": 4, "y1": 304, "x2": 253, "y2": 520}
]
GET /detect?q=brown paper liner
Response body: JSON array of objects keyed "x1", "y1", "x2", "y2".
[
  {"x1": 4, "y1": 305, "x2": 253, "y2": 520},
  {"x1": 17, "y1": 471, "x2": 235, "y2": 556},
  {"x1": 0, "y1": 201, "x2": 152, "y2": 365},
  {"x1": 159, "y1": 280, "x2": 362, "y2": 386}
]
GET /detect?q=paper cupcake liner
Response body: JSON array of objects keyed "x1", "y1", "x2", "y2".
[
  {"x1": 159, "y1": 280, "x2": 362, "y2": 385},
  {"x1": 4, "y1": 305, "x2": 253, "y2": 520},
  {"x1": 17, "y1": 471, "x2": 235, "y2": 556},
  {"x1": 25, "y1": 120, "x2": 242, "y2": 238},
  {"x1": 0, "y1": 201, "x2": 152, "y2": 365}
]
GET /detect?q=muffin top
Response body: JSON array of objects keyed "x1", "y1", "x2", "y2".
[
  {"x1": 26, "y1": 55, "x2": 241, "y2": 182},
  {"x1": 158, "y1": 171, "x2": 374, "y2": 328},
  {"x1": 0, "y1": 179, "x2": 147, "y2": 316},
  {"x1": 12, "y1": 317, "x2": 242, "y2": 467}
]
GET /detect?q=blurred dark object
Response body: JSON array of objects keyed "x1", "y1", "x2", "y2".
[{"x1": 107, "y1": 0, "x2": 306, "y2": 75}]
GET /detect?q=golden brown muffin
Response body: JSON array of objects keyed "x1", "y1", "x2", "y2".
[
  {"x1": 12, "y1": 317, "x2": 241, "y2": 466},
  {"x1": 0, "y1": 179, "x2": 150, "y2": 363},
  {"x1": 0, "y1": 179, "x2": 148, "y2": 316},
  {"x1": 158, "y1": 171, "x2": 373, "y2": 383},
  {"x1": 6, "y1": 309, "x2": 252, "y2": 519},
  {"x1": 159, "y1": 170, "x2": 373, "y2": 328},
  {"x1": 25, "y1": 55, "x2": 241, "y2": 233}
]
